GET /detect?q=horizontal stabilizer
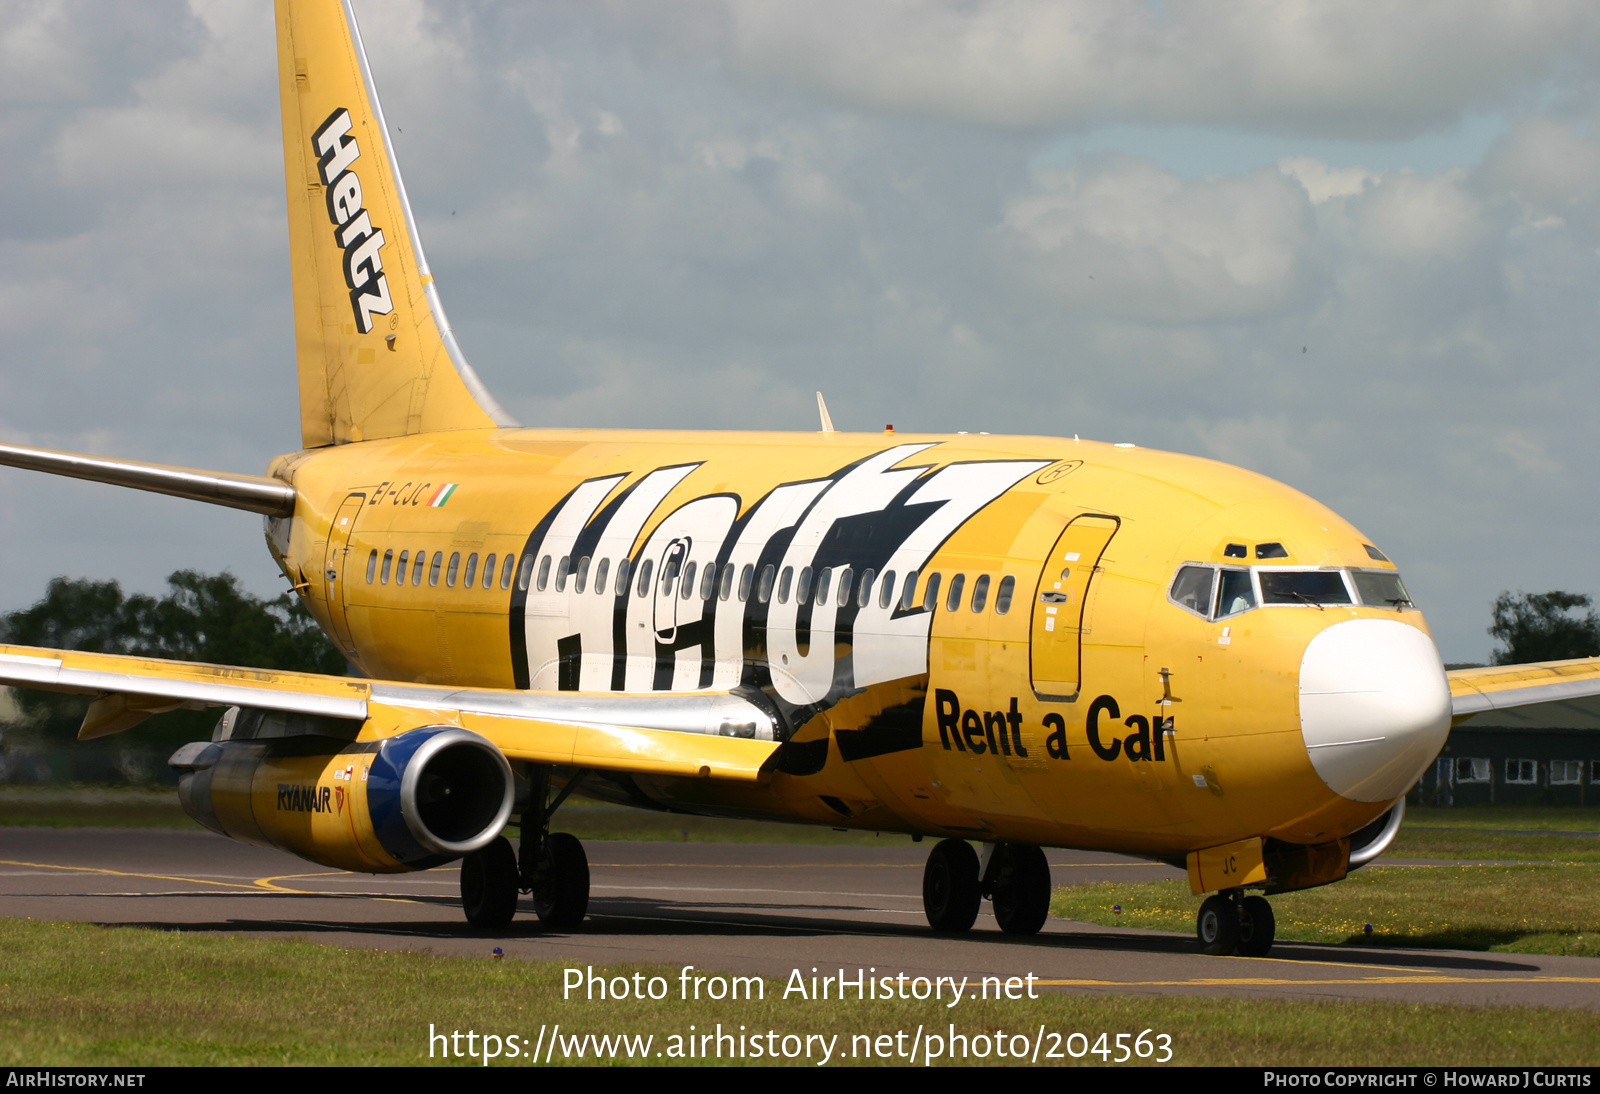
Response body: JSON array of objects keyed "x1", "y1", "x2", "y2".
[{"x1": 0, "y1": 442, "x2": 295, "y2": 517}]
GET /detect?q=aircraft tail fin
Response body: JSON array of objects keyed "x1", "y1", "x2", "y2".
[{"x1": 275, "y1": 0, "x2": 517, "y2": 448}]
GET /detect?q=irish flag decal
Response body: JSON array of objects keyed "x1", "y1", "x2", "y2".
[{"x1": 427, "y1": 483, "x2": 458, "y2": 508}]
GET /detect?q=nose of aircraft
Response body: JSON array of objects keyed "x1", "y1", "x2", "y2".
[{"x1": 1298, "y1": 618, "x2": 1452, "y2": 803}]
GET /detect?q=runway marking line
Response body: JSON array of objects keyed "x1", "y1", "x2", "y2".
[
  {"x1": 0, "y1": 858, "x2": 261, "y2": 891},
  {"x1": 254, "y1": 872, "x2": 419, "y2": 905}
]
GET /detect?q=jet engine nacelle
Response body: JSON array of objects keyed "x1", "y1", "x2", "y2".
[{"x1": 169, "y1": 721, "x2": 514, "y2": 874}]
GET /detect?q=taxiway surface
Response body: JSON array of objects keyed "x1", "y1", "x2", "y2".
[{"x1": 1, "y1": 827, "x2": 1595, "y2": 1009}]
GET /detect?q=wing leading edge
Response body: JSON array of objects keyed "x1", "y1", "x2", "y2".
[
  {"x1": 1448, "y1": 657, "x2": 1600, "y2": 723},
  {"x1": 0, "y1": 644, "x2": 778, "y2": 782}
]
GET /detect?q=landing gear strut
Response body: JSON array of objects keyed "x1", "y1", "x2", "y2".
[
  {"x1": 518, "y1": 768, "x2": 591, "y2": 930},
  {"x1": 1196, "y1": 890, "x2": 1276, "y2": 956}
]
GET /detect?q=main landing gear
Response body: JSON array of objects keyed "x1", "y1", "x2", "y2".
[
  {"x1": 921, "y1": 839, "x2": 1052, "y2": 936},
  {"x1": 1196, "y1": 890, "x2": 1276, "y2": 956},
  {"x1": 459, "y1": 768, "x2": 591, "y2": 930}
]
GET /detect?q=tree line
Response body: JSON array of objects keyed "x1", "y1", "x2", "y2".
[{"x1": 1, "y1": 571, "x2": 345, "y2": 748}]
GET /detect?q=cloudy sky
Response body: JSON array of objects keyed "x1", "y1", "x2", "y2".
[{"x1": 3, "y1": 0, "x2": 1600, "y2": 662}]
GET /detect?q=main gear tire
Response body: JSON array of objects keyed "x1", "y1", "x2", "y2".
[
  {"x1": 923, "y1": 838, "x2": 981, "y2": 932},
  {"x1": 991, "y1": 844, "x2": 1052, "y2": 936},
  {"x1": 460, "y1": 835, "x2": 519, "y2": 928},
  {"x1": 533, "y1": 831, "x2": 590, "y2": 930}
]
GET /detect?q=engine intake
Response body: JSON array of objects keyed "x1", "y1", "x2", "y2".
[{"x1": 170, "y1": 721, "x2": 514, "y2": 873}]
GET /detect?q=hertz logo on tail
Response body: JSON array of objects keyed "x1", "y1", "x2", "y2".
[{"x1": 312, "y1": 108, "x2": 393, "y2": 334}]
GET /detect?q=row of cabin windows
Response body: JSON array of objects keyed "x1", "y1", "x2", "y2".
[
  {"x1": 363, "y1": 544, "x2": 1023, "y2": 617},
  {"x1": 365, "y1": 548, "x2": 516, "y2": 590},
  {"x1": 530, "y1": 553, "x2": 1018, "y2": 615},
  {"x1": 1453, "y1": 757, "x2": 1600, "y2": 786}
]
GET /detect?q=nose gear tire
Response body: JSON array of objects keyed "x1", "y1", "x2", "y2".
[
  {"x1": 923, "y1": 838, "x2": 981, "y2": 932},
  {"x1": 1237, "y1": 894, "x2": 1276, "y2": 956},
  {"x1": 460, "y1": 835, "x2": 518, "y2": 928},
  {"x1": 1197, "y1": 893, "x2": 1240, "y2": 955}
]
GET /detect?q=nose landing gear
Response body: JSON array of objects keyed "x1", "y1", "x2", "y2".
[
  {"x1": 1196, "y1": 890, "x2": 1276, "y2": 956},
  {"x1": 920, "y1": 839, "x2": 1054, "y2": 935}
]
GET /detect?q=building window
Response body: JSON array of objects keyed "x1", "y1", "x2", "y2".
[
  {"x1": 1505, "y1": 759, "x2": 1538, "y2": 785},
  {"x1": 1453, "y1": 757, "x2": 1490, "y2": 784},
  {"x1": 1551, "y1": 760, "x2": 1583, "y2": 786}
]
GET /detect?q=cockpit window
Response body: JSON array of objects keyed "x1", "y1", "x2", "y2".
[
  {"x1": 1255, "y1": 542, "x2": 1288, "y2": 559},
  {"x1": 1216, "y1": 569, "x2": 1255, "y2": 618},
  {"x1": 1169, "y1": 566, "x2": 1215, "y2": 617},
  {"x1": 1259, "y1": 570, "x2": 1351, "y2": 607},
  {"x1": 1351, "y1": 570, "x2": 1413, "y2": 609},
  {"x1": 1363, "y1": 544, "x2": 1389, "y2": 562}
]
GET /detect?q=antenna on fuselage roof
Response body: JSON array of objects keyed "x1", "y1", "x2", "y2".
[{"x1": 816, "y1": 392, "x2": 835, "y2": 434}]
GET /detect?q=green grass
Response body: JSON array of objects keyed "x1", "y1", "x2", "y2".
[
  {"x1": 0, "y1": 788, "x2": 197, "y2": 829},
  {"x1": 0, "y1": 918, "x2": 1596, "y2": 1066},
  {"x1": 1053, "y1": 863, "x2": 1600, "y2": 956}
]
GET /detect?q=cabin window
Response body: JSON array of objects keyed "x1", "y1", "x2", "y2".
[
  {"x1": 463, "y1": 553, "x2": 479, "y2": 589},
  {"x1": 738, "y1": 564, "x2": 754, "y2": 602},
  {"x1": 777, "y1": 567, "x2": 793, "y2": 604},
  {"x1": 660, "y1": 556, "x2": 681, "y2": 598},
  {"x1": 429, "y1": 552, "x2": 443, "y2": 587},
  {"x1": 797, "y1": 567, "x2": 813, "y2": 606},
  {"x1": 970, "y1": 573, "x2": 990, "y2": 613},
  {"x1": 409, "y1": 551, "x2": 423, "y2": 585},
  {"x1": 837, "y1": 567, "x2": 854, "y2": 607},
  {"x1": 1169, "y1": 566, "x2": 1216, "y2": 618},
  {"x1": 554, "y1": 555, "x2": 571, "y2": 592},
  {"x1": 679, "y1": 561, "x2": 697, "y2": 599},
  {"x1": 446, "y1": 552, "x2": 460, "y2": 587},
  {"x1": 397, "y1": 550, "x2": 410, "y2": 586},
  {"x1": 593, "y1": 557, "x2": 610, "y2": 595},
  {"x1": 879, "y1": 571, "x2": 896, "y2": 609},
  {"x1": 813, "y1": 567, "x2": 831, "y2": 607},
  {"x1": 700, "y1": 563, "x2": 718, "y2": 601},
  {"x1": 1505, "y1": 759, "x2": 1538, "y2": 785},
  {"x1": 635, "y1": 558, "x2": 654, "y2": 597},
  {"x1": 857, "y1": 568, "x2": 875, "y2": 608},
  {"x1": 536, "y1": 555, "x2": 552, "y2": 592},
  {"x1": 719, "y1": 563, "x2": 735, "y2": 601},
  {"x1": 1453, "y1": 757, "x2": 1490, "y2": 783},
  {"x1": 573, "y1": 555, "x2": 590, "y2": 594},
  {"x1": 900, "y1": 570, "x2": 919, "y2": 611},
  {"x1": 1551, "y1": 760, "x2": 1583, "y2": 786},
  {"x1": 758, "y1": 565, "x2": 776, "y2": 603},
  {"x1": 1215, "y1": 568, "x2": 1253, "y2": 618},
  {"x1": 482, "y1": 553, "x2": 496, "y2": 589},
  {"x1": 515, "y1": 554, "x2": 533, "y2": 592},
  {"x1": 614, "y1": 558, "x2": 631, "y2": 596},
  {"x1": 1259, "y1": 570, "x2": 1351, "y2": 607},
  {"x1": 922, "y1": 572, "x2": 942, "y2": 612},
  {"x1": 995, "y1": 574, "x2": 1015, "y2": 614},
  {"x1": 366, "y1": 549, "x2": 378, "y2": 584},
  {"x1": 945, "y1": 573, "x2": 965, "y2": 612},
  {"x1": 1352, "y1": 570, "x2": 1413, "y2": 609}
]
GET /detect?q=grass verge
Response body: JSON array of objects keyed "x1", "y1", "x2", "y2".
[
  {"x1": 1052, "y1": 863, "x2": 1600, "y2": 956},
  {"x1": 0, "y1": 918, "x2": 1596, "y2": 1066}
]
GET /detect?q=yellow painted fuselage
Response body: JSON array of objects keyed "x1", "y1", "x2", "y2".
[{"x1": 269, "y1": 426, "x2": 1415, "y2": 858}]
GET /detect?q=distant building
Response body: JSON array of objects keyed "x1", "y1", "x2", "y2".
[{"x1": 1413, "y1": 695, "x2": 1600, "y2": 807}]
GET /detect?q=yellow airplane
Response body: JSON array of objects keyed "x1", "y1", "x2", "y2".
[{"x1": 0, "y1": 0, "x2": 1590, "y2": 956}]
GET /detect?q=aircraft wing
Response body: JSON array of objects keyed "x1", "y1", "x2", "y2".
[
  {"x1": 1448, "y1": 658, "x2": 1600, "y2": 722},
  {"x1": 0, "y1": 644, "x2": 779, "y2": 782}
]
